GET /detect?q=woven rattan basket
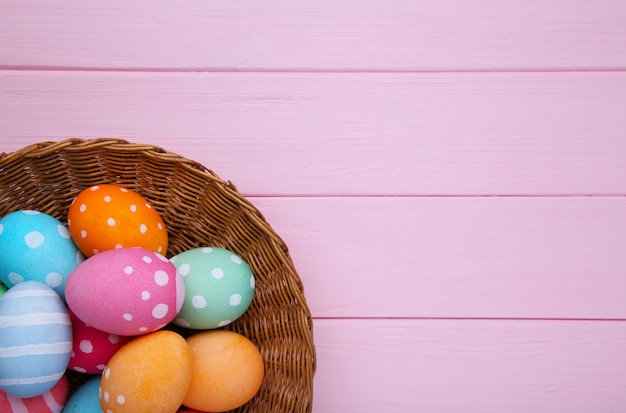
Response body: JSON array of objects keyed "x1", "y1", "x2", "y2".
[{"x1": 0, "y1": 138, "x2": 316, "y2": 412}]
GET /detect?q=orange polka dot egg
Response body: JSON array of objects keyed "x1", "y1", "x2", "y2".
[{"x1": 68, "y1": 184, "x2": 168, "y2": 257}]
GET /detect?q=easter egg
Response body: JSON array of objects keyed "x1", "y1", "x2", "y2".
[
  {"x1": 67, "y1": 184, "x2": 168, "y2": 257},
  {"x1": 0, "y1": 283, "x2": 7, "y2": 297},
  {"x1": 100, "y1": 330, "x2": 192, "y2": 413},
  {"x1": 0, "y1": 281, "x2": 72, "y2": 398},
  {"x1": 171, "y1": 247, "x2": 255, "y2": 329},
  {"x1": 63, "y1": 376, "x2": 102, "y2": 413},
  {"x1": 67, "y1": 308, "x2": 131, "y2": 374},
  {"x1": 0, "y1": 374, "x2": 68, "y2": 413},
  {"x1": 0, "y1": 210, "x2": 84, "y2": 298},
  {"x1": 65, "y1": 248, "x2": 185, "y2": 336},
  {"x1": 183, "y1": 330, "x2": 264, "y2": 412}
]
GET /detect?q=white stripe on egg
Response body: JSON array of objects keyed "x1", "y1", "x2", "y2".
[
  {"x1": 0, "y1": 341, "x2": 72, "y2": 358},
  {"x1": 0, "y1": 372, "x2": 63, "y2": 386},
  {"x1": 0, "y1": 312, "x2": 70, "y2": 328}
]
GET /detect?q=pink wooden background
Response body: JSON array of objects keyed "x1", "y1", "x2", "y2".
[{"x1": 2, "y1": 1, "x2": 626, "y2": 411}]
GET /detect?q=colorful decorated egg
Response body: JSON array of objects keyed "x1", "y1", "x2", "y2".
[
  {"x1": 0, "y1": 281, "x2": 72, "y2": 398},
  {"x1": 65, "y1": 248, "x2": 185, "y2": 336},
  {"x1": 183, "y1": 330, "x2": 264, "y2": 412},
  {"x1": 100, "y1": 330, "x2": 192, "y2": 413},
  {"x1": 0, "y1": 210, "x2": 83, "y2": 298},
  {"x1": 67, "y1": 308, "x2": 131, "y2": 374},
  {"x1": 62, "y1": 376, "x2": 101, "y2": 413},
  {"x1": 0, "y1": 374, "x2": 68, "y2": 413},
  {"x1": 171, "y1": 247, "x2": 255, "y2": 329},
  {"x1": 67, "y1": 184, "x2": 168, "y2": 257}
]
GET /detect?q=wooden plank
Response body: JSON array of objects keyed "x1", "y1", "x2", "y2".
[
  {"x1": 250, "y1": 196, "x2": 626, "y2": 319},
  {"x1": 1, "y1": 0, "x2": 626, "y2": 71},
  {"x1": 312, "y1": 318, "x2": 626, "y2": 412},
  {"x1": 2, "y1": 71, "x2": 626, "y2": 196}
]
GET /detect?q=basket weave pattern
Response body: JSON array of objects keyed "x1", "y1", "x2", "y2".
[{"x1": 0, "y1": 138, "x2": 316, "y2": 412}]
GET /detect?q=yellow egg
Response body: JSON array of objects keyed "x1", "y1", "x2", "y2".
[
  {"x1": 183, "y1": 330, "x2": 264, "y2": 412},
  {"x1": 100, "y1": 330, "x2": 192, "y2": 413}
]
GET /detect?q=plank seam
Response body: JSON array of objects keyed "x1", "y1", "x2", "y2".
[
  {"x1": 2, "y1": 66, "x2": 626, "y2": 74},
  {"x1": 245, "y1": 194, "x2": 626, "y2": 199},
  {"x1": 313, "y1": 317, "x2": 626, "y2": 322}
]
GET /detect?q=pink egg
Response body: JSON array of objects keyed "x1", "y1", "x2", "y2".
[
  {"x1": 65, "y1": 248, "x2": 185, "y2": 336},
  {"x1": 0, "y1": 374, "x2": 68, "y2": 413},
  {"x1": 67, "y1": 308, "x2": 132, "y2": 374}
]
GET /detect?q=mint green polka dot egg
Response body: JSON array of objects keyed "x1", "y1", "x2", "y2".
[{"x1": 170, "y1": 247, "x2": 255, "y2": 329}]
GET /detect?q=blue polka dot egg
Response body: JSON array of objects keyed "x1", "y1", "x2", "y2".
[
  {"x1": 0, "y1": 210, "x2": 84, "y2": 299},
  {"x1": 171, "y1": 247, "x2": 255, "y2": 329}
]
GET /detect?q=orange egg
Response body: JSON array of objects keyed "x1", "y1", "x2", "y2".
[
  {"x1": 68, "y1": 184, "x2": 168, "y2": 257},
  {"x1": 183, "y1": 330, "x2": 264, "y2": 412},
  {"x1": 100, "y1": 330, "x2": 192, "y2": 413}
]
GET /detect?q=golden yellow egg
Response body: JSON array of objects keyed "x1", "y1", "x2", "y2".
[{"x1": 183, "y1": 330, "x2": 264, "y2": 412}]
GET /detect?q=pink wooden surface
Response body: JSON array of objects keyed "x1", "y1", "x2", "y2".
[
  {"x1": 2, "y1": 1, "x2": 626, "y2": 411},
  {"x1": 252, "y1": 196, "x2": 626, "y2": 319},
  {"x1": 2, "y1": 71, "x2": 626, "y2": 196},
  {"x1": 2, "y1": 0, "x2": 626, "y2": 71},
  {"x1": 314, "y1": 319, "x2": 626, "y2": 412}
]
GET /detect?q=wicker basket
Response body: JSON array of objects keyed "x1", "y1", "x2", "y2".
[{"x1": 0, "y1": 138, "x2": 316, "y2": 412}]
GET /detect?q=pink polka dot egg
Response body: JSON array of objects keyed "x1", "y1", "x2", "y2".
[
  {"x1": 65, "y1": 247, "x2": 185, "y2": 336},
  {"x1": 67, "y1": 308, "x2": 131, "y2": 374}
]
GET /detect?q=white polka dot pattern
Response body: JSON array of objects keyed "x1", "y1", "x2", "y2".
[
  {"x1": 45, "y1": 272, "x2": 62, "y2": 288},
  {"x1": 24, "y1": 231, "x2": 45, "y2": 249},
  {"x1": 8, "y1": 272, "x2": 24, "y2": 284},
  {"x1": 154, "y1": 270, "x2": 169, "y2": 286},
  {"x1": 79, "y1": 340, "x2": 93, "y2": 354},
  {"x1": 192, "y1": 295, "x2": 207, "y2": 309},
  {"x1": 179, "y1": 263, "x2": 190, "y2": 276},
  {"x1": 57, "y1": 225, "x2": 71, "y2": 239},
  {"x1": 151, "y1": 304, "x2": 169, "y2": 319},
  {"x1": 211, "y1": 268, "x2": 224, "y2": 279}
]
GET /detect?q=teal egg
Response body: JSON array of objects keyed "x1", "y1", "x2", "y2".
[
  {"x1": 171, "y1": 247, "x2": 255, "y2": 329},
  {"x1": 0, "y1": 210, "x2": 84, "y2": 299},
  {"x1": 63, "y1": 376, "x2": 102, "y2": 413}
]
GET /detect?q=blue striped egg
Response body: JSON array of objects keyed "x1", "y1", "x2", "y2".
[{"x1": 0, "y1": 281, "x2": 72, "y2": 398}]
